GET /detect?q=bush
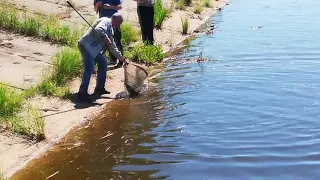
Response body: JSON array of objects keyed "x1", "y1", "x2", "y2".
[
  {"x1": 121, "y1": 22, "x2": 139, "y2": 46},
  {"x1": 126, "y1": 43, "x2": 165, "y2": 64}
]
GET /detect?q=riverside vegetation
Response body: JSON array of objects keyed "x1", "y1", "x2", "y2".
[
  {"x1": 0, "y1": 0, "x2": 213, "y2": 139},
  {"x1": 0, "y1": 0, "x2": 166, "y2": 139}
]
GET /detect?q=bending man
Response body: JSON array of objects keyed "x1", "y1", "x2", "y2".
[
  {"x1": 94, "y1": 0, "x2": 124, "y2": 67},
  {"x1": 77, "y1": 13, "x2": 128, "y2": 102}
]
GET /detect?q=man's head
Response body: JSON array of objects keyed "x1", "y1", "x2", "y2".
[{"x1": 111, "y1": 13, "x2": 123, "y2": 28}]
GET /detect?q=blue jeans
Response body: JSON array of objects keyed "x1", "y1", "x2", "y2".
[{"x1": 78, "y1": 43, "x2": 108, "y2": 94}]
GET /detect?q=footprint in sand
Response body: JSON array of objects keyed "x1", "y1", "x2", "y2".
[
  {"x1": 18, "y1": 55, "x2": 41, "y2": 62},
  {"x1": 33, "y1": 52, "x2": 44, "y2": 56},
  {"x1": 0, "y1": 42, "x2": 14, "y2": 48}
]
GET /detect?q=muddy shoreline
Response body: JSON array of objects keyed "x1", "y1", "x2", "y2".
[{"x1": 0, "y1": 0, "x2": 228, "y2": 178}]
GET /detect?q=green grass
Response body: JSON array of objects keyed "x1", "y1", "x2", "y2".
[
  {"x1": 181, "y1": 16, "x2": 189, "y2": 35},
  {"x1": 154, "y1": 0, "x2": 169, "y2": 29},
  {"x1": 0, "y1": 1, "x2": 164, "y2": 94},
  {"x1": 121, "y1": 22, "x2": 139, "y2": 46},
  {"x1": 11, "y1": 104, "x2": 45, "y2": 141},
  {"x1": 0, "y1": 84, "x2": 24, "y2": 120},
  {"x1": 36, "y1": 79, "x2": 70, "y2": 98},
  {"x1": 203, "y1": 0, "x2": 211, "y2": 7},
  {"x1": 125, "y1": 43, "x2": 165, "y2": 64},
  {"x1": 0, "y1": 84, "x2": 44, "y2": 140},
  {"x1": 193, "y1": 4, "x2": 203, "y2": 14},
  {"x1": 51, "y1": 47, "x2": 82, "y2": 86},
  {"x1": 31, "y1": 47, "x2": 81, "y2": 97},
  {"x1": 0, "y1": 1, "x2": 80, "y2": 46},
  {"x1": 176, "y1": 0, "x2": 186, "y2": 10}
]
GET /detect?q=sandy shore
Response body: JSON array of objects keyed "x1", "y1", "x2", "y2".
[{"x1": 0, "y1": 0, "x2": 228, "y2": 178}]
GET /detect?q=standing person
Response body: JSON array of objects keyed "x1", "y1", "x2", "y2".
[
  {"x1": 134, "y1": 0, "x2": 155, "y2": 45},
  {"x1": 94, "y1": 0, "x2": 124, "y2": 67},
  {"x1": 77, "y1": 13, "x2": 128, "y2": 102}
]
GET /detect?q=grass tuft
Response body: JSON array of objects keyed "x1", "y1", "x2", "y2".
[
  {"x1": 0, "y1": 84, "x2": 24, "y2": 120},
  {"x1": 154, "y1": 0, "x2": 169, "y2": 29},
  {"x1": 176, "y1": 0, "x2": 186, "y2": 10},
  {"x1": 203, "y1": 0, "x2": 211, "y2": 7},
  {"x1": 51, "y1": 47, "x2": 82, "y2": 86},
  {"x1": 180, "y1": 16, "x2": 189, "y2": 35},
  {"x1": 0, "y1": 83, "x2": 44, "y2": 139},
  {"x1": 126, "y1": 43, "x2": 165, "y2": 64},
  {"x1": 36, "y1": 80, "x2": 70, "y2": 98},
  {"x1": 193, "y1": 4, "x2": 203, "y2": 14},
  {"x1": 121, "y1": 22, "x2": 139, "y2": 46},
  {"x1": 11, "y1": 104, "x2": 45, "y2": 141}
]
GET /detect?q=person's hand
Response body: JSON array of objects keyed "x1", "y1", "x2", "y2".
[
  {"x1": 103, "y1": 3, "x2": 111, "y2": 9},
  {"x1": 94, "y1": 1, "x2": 102, "y2": 13},
  {"x1": 123, "y1": 58, "x2": 129, "y2": 67},
  {"x1": 106, "y1": 38, "x2": 112, "y2": 46}
]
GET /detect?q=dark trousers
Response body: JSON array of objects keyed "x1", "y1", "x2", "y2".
[
  {"x1": 137, "y1": 5, "x2": 154, "y2": 45},
  {"x1": 108, "y1": 27, "x2": 123, "y2": 65}
]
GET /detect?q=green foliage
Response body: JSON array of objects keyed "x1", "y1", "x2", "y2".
[
  {"x1": 0, "y1": 84, "x2": 44, "y2": 139},
  {"x1": 154, "y1": 0, "x2": 169, "y2": 29},
  {"x1": 176, "y1": 0, "x2": 186, "y2": 10},
  {"x1": 181, "y1": 16, "x2": 189, "y2": 35},
  {"x1": 194, "y1": 4, "x2": 203, "y2": 14},
  {"x1": 126, "y1": 43, "x2": 165, "y2": 64},
  {"x1": 0, "y1": 84, "x2": 23, "y2": 119},
  {"x1": 203, "y1": 0, "x2": 211, "y2": 7},
  {"x1": 121, "y1": 22, "x2": 139, "y2": 46},
  {"x1": 51, "y1": 47, "x2": 82, "y2": 86}
]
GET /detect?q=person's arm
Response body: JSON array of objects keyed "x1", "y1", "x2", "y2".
[
  {"x1": 95, "y1": 22, "x2": 128, "y2": 64},
  {"x1": 94, "y1": 0, "x2": 102, "y2": 13},
  {"x1": 103, "y1": 0, "x2": 122, "y2": 10},
  {"x1": 103, "y1": 4, "x2": 122, "y2": 10}
]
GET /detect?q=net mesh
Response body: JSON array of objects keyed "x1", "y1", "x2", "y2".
[{"x1": 124, "y1": 63, "x2": 148, "y2": 95}]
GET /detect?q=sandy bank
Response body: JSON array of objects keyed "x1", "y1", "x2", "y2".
[{"x1": 0, "y1": 0, "x2": 228, "y2": 178}]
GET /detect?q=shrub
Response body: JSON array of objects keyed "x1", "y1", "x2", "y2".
[
  {"x1": 121, "y1": 22, "x2": 139, "y2": 46},
  {"x1": 126, "y1": 43, "x2": 165, "y2": 64}
]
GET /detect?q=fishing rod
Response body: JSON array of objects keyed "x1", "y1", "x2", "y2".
[
  {"x1": 66, "y1": 1, "x2": 96, "y2": 31},
  {"x1": 66, "y1": 1, "x2": 148, "y2": 95}
]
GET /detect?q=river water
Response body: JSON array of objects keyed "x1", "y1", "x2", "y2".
[{"x1": 10, "y1": 0, "x2": 320, "y2": 179}]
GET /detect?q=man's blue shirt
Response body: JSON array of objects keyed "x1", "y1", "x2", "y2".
[{"x1": 94, "y1": 0, "x2": 121, "y2": 18}]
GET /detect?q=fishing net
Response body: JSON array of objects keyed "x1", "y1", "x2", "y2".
[{"x1": 123, "y1": 63, "x2": 148, "y2": 96}]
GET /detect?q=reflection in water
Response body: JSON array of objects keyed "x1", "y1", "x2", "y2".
[{"x1": 11, "y1": 88, "x2": 176, "y2": 180}]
